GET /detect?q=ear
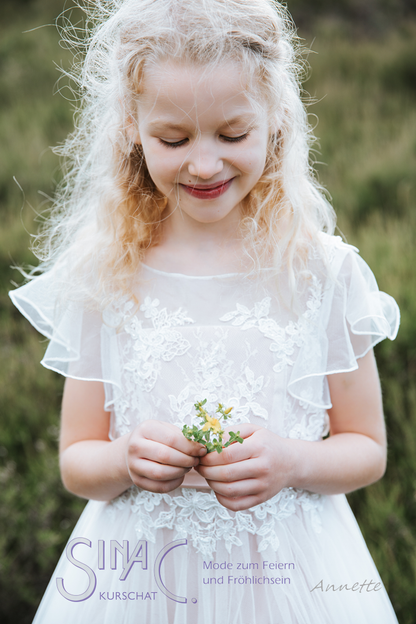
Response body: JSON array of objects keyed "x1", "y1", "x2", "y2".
[{"x1": 126, "y1": 116, "x2": 141, "y2": 145}]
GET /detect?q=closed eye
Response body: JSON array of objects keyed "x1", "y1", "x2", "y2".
[
  {"x1": 220, "y1": 133, "x2": 249, "y2": 143},
  {"x1": 159, "y1": 133, "x2": 249, "y2": 149},
  {"x1": 159, "y1": 138, "x2": 189, "y2": 149}
]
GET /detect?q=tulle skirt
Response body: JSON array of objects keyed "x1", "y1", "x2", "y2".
[{"x1": 32, "y1": 487, "x2": 398, "y2": 624}]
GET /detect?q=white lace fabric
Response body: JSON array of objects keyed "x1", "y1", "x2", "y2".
[
  {"x1": 9, "y1": 234, "x2": 400, "y2": 559},
  {"x1": 106, "y1": 485, "x2": 324, "y2": 560}
]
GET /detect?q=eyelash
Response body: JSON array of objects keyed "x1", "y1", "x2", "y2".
[{"x1": 160, "y1": 133, "x2": 249, "y2": 149}]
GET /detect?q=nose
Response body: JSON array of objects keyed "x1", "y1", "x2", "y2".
[{"x1": 187, "y1": 139, "x2": 224, "y2": 179}]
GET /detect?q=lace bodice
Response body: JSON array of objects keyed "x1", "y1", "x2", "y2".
[{"x1": 103, "y1": 266, "x2": 329, "y2": 444}]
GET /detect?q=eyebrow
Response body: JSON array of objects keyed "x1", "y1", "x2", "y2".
[
  {"x1": 148, "y1": 115, "x2": 257, "y2": 132},
  {"x1": 148, "y1": 121, "x2": 189, "y2": 132}
]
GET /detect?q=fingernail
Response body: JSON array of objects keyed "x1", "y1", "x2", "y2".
[{"x1": 199, "y1": 447, "x2": 207, "y2": 456}]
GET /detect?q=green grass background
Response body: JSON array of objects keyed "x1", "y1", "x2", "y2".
[{"x1": 0, "y1": 1, "x2": 415, "y2": 622}]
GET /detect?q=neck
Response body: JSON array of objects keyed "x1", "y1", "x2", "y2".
[
  {"x1": 145, "y1": 204, "x2": 247, "y2": 275},
  {"x1": 165, "y1": 201, "x2": 242, "y2": 243}
]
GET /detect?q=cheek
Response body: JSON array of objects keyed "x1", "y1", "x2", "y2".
[
  {"x1": 237, "y1": 147, "x2": 267, "y2": 177},
  {"x1": 236, "y1": 134, "x2": 268, "y2": 175},
  {"x1": 146, "y1": 150, "x2": 180, "y2": 183}
]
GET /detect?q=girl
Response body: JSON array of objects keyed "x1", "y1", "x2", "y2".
[{"x1": 10, "y1": 0, "x2": 400, "y2": 622}]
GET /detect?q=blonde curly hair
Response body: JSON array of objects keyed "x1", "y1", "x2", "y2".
[{"x1": 31, "y1": 0, "x2": 335, "y2": 307}]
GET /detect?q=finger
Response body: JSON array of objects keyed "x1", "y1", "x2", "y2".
[
  {"x1": 214, "y1": 491, "x2": 261, "y2": 512},
  {"x1": 223, "y1": 422, "x2": 262, "y2": 441},
  {"x1": 198, "y1": 435, "x2": 256, "y2": 467},
  {"x1": 133, "y1": 437, "x2": 201, "y2": 469},
  {"x1": 206, "y1": 477, "x2": 260, "y2": 498},
  {"x1": 198, "y1": 425, "x2": 263, "y2": 467},
  {"x1": 197, "y1": 457, "x2": 261, "y2": 483},
  {"x1": 130, "y1": 456, "x2": 193, "y2": 482},
  {"x1": 132, "y1": 473, "x2": 186, "y2": 494},
  {"x1": 139, "y1": 420, "x2": 207, "y2": 457}
]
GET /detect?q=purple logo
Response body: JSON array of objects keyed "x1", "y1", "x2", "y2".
[
  {"x1": 154, "y1": 539, "x2": 187, "y2": 603},
  {"x1": 56, "y1": 538, "x2": 187, "y2": 603}
]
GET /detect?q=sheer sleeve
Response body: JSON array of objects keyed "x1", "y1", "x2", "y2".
[
  {"x1": 288, "y1": 240, "x2": 400, "y2": 409},
  {"x1": 9, "y1": 272, "x2": 121, "y2": 414}
]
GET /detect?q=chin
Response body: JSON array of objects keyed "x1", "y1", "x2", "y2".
[{"x1": 193, "y1": 214, "x2": 234, "y2": 225}]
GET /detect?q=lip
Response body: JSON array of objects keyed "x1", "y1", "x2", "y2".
[{"x1": 180, "y1": 178, "x2": 234, "y2": 200}]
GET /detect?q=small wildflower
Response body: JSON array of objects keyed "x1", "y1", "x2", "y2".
[
  {"x1": 182, "y1": 399, "x2": 244, "y2": 453},
  {"x1": 202, "y1": 414, "x2": 222, "y2": 434}
]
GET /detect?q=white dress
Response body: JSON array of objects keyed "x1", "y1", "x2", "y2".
[{"x1": 9, "y1": 234, "x2": 400, "y2": 624}]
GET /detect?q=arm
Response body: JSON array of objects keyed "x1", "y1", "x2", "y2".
[
  {"x1": 59, "y1": 378, "x2": 207, "y2": 501},
  {"x1": 196, "y1": 349, "x2": 387, "y2": 510},
  {"x1": 289, "y1": 347, "x2": 387, "y2": 494}
]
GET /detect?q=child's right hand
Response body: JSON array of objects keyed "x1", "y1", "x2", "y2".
[{"x1": 126, "y1": 420, "x2": 207, "y2": 493}]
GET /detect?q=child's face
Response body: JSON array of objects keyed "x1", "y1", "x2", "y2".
[{"x1": 132, "y1": 60, "x2": 270, "y2": 228}]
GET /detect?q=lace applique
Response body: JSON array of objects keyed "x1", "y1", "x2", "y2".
[
  {"x1": 109, "y1": 298, "x2": 194, "y2": 435},
  {"x1": 220, "y1": 277, "x2": 323, "y2": 374},
  {"x1": 108, "y1": 279, "x2": 325, "y2": 439},
  {"x1": 122, "y1": 297, "x2": 194, "y2": 393},
  {"x1": 287, "y1": 407, "x2": 329, "y2": 441},
  {"x1": 168, "y1": 330, "x2": 269, "y2": 428},
  {"x1": 283, "y1": 387, "x2": 329, "y2": 441},
  {"x1": 106, "y1": 486, "x2": 324, "y2": 560}
]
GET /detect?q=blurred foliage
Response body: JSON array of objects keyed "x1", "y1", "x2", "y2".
[
  {"x1": 287, "y1": 0, "x2": 416, "y2": 31},
  {"x1": 1, "y1": 1, "x2": 415, "y2": 623}
]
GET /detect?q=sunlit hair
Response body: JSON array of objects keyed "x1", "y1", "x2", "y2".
[{"x1": 31, "y1": 0, "x2": 336, "y2": 307}]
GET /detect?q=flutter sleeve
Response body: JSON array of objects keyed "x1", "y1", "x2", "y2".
[
  {"x1": 8, "y1": 271, "x2": 122, "y2": 414},
  {"x1": 287, "y1": 238, "x2": 400, "y2": 409}
]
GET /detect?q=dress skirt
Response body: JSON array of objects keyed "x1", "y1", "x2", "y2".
[{"x1": 31, "y1": 486, "x2": 399, "y2": 624}]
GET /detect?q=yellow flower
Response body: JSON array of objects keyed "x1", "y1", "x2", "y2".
[{"x1": 202, "y1": 414, "x2": 222, "y2": 435}]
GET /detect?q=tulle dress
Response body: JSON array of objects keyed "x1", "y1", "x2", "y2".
[{"x1": 9, "y1": 234, "x2": 400, "y2": 624}]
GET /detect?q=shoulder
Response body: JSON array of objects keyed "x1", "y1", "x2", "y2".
[
  {"x1": 315, "y1": 232, "x2": 358, "y2": 263},
  {"x1": 308, "y1": 232, "x2": 366, "y2": 285},
  {"x1": 303, "y1": 233, "x2": 392, "y2": 319}
]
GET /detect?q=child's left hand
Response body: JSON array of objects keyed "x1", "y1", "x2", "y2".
[{"x1": 194, "y1": 424, "x2": 294, "y2": 511}]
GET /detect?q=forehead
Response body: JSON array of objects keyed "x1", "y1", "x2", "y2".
[{"x1": 137, "y1": 60, "x2": 266, "y2": 128}]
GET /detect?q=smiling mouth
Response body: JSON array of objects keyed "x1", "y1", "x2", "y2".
[{"x1": 180, "y1": 178, "x2": 234, "y2": 200}]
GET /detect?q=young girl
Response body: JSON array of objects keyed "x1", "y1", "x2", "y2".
[{"x1": 10, "y1": 0, "x2": 400, "y2": 622}]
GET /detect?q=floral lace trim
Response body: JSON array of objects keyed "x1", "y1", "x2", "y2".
[
  {"x1": 106, "y1": 486, "x2": 324, "y2": 560},
  {"x1": 115, "y1": 297, "x2": 195, "y2": 394},
  {"x1": 219, "y1": 277, "x2": 323, "y2": 374},
  {"x1": 168, "y1": 330, "x2": 270, "y2": 429}
]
